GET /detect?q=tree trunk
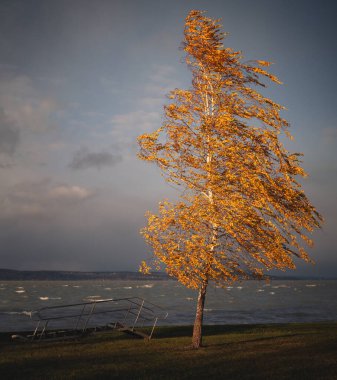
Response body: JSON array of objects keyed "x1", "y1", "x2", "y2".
[{"x1": 191, "y1": 280, "x2": 208, "y2": 348}]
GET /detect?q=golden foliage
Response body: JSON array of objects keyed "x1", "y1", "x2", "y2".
[{"x1": 138, "y1": 10, "x2": 322, "y2": 289}]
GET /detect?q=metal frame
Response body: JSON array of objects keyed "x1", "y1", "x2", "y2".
[{"x1": 25, "y1": 297, "x2": 167, "y2": 341}]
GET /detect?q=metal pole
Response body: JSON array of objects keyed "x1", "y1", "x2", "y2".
[
  {"x1": 82, "y1": 302, "x2": 96, "y2": 332},
  {"x1": 39, "y1": 320, "x2": 49, "y2": 341},
  {"x1": 122, "y1": 304, "x2": 132, "y2": 326},
  {"x1": 32, "y1": 320, "x2": 40, "y2": 340},
  {"x1": 149, "y1": 317, "x2": 158, "y2": 340},
  {"x1": 75, "y1": 304, "x2": 86, "y2": 330},
  {"x1": 132, "y1": 299, "x2": 144, "y2": 331}
]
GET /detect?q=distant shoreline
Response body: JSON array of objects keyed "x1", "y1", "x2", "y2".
[
  {"x1": 0, "y1": 268, "x2": 335, "y2": 281},
  {"x1": 0, "y1": 268, "x2": 170, "y2": 281}
]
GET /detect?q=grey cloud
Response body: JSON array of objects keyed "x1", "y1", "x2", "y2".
[
  {"x1": 0, "y1": 71, "x2": 59, "y2": 133},
  {"x1": 1, "y1": 179, "x2": 95, "y2": 221},
  {"x1": 0, "y1": 162, "x2": 13, "y2": 168},
  {"x1": 0, "y1": 107, "x2": 19, "y2": 155},
  {"x1": 69, "y1": 147, "x2": 122, "y2": 170},
  {"x1": 0, "y1": 190, "x2": 151, "y2": 271}
]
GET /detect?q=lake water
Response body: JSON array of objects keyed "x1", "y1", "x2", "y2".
[{"x1": 1, "y1": 280, "x2": 336, "y2": 332}]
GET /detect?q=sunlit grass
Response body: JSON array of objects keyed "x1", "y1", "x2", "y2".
[{"x1": 1, "y1": 323, "x2": 336, "y2": 379}]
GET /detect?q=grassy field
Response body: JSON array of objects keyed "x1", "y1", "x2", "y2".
[{"x1": 1, "y1": 323, "x2": 337, "y2": 379}]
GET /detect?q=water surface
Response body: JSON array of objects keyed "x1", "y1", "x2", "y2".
[{"x1": 0, "y1": 280, "x2": 336, "y2": 331}]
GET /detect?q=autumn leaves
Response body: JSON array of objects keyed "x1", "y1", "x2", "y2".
[{"x1": 137, "y1": 10, "x2": 322, "y2": 348}]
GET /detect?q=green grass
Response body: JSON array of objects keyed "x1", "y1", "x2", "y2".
[{"x1": 1, "y1": 323, "x2": 337, "y2": 379}]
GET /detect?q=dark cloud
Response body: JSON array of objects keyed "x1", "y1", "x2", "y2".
[
  {"x1": 0, "y1": 107, "x2": 19, "y2": 155},
  {"x1": 69, "y1": 147, "x2": 122, "y2": 170}
]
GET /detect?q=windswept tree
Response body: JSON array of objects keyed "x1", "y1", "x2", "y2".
[{"x1": 138, "y1": 10, "x2": 322, "y2": 349}]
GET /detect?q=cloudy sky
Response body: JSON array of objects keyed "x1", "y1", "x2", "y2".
[{"x1": 0, "y1": 0, "x2": 336, "y2": 277}]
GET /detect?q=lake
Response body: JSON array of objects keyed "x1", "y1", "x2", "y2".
[{"x1": 1, "y1": 279, "x2": 336, "y2": 332}]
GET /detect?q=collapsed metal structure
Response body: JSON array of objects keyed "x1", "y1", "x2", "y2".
[{"x1": 12, "y1": 297, "x2": 168, "y2": 342}]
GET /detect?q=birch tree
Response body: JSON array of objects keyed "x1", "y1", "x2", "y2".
[{"x1": 138, "y1": 10, "x2": 322, "y2": 349}]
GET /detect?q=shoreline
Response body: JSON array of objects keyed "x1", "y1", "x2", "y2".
[
  {"x1": 1, "y1": 320, "x2": 336, "y2": 340},
  {"x1": 1, "y1": 320, "x2": 337, "y2": 335}
]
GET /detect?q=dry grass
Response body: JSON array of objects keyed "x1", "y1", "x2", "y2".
[{"x1": 1, "y1": 322, "x2": 337, "y2": 379}]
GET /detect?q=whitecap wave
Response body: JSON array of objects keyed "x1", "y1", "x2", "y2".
[
  {"x1": 3, "y1": 310, "x2": 33, "y2": 317},
  {"x1": 83, "y1": 297, "x2": 111, "y2": 302},
  {"x1": 137, "y1": 284, "x2": 154, "y2": 288},
  {"x1": 272, "y1": 285, "x2": 289, "y2": 288}
]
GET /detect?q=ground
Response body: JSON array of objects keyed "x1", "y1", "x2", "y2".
[{"x1": 1, "y1": 323, "x2": 337, "y2": 379}]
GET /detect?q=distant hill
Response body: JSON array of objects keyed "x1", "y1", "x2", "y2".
[
  {"x1": 0, "y1": 268, "x2": 170, "y2": 281},
  {"x1": 0, "y1": 269, "x2": 332, "y2": 281}
]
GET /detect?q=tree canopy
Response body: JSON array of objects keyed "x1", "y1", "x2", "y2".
[{"x1": 138, "y1": 10, "x2": 322, "y2": 348}]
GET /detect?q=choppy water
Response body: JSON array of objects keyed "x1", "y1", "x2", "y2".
[{"x1": 0, "y1": 280, "x2": 336, "y2": 332}]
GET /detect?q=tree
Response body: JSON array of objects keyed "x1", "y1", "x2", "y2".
[{"x1": 137, "y1": 10, "x2": 322, "y2": 349}]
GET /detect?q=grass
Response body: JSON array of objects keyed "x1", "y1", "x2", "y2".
[{"x1": 1, "y1": 322, "x2": 337, "y2": 379}]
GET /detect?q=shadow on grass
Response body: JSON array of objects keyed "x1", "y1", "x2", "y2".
[
  {"x1": 153, "y1": 324, "x2": 283, "y2": 339},
  {"x1": 0, "y1": 323, "x2": 316, "y2": 344}
]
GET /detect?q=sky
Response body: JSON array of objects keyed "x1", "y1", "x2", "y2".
[{"x1": 0, "y1": 0, "x2": 336, "y2": 277}]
